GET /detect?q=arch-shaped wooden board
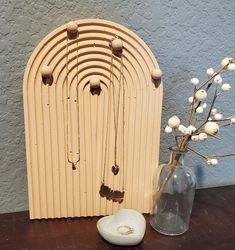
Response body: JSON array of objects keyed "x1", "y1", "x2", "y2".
[{"x1": 23, "y1": 19, "x2": 163, "y2": 219}]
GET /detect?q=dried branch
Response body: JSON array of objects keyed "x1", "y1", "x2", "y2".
[
  {"x1": 188, "y1": 86, "x2": 197, "y2": 125},
  {"x1": 187, "y1": 147, "x2": 207, "y2": 159},
  {"x1": 196, "y1": 88, "x2": 218, "y2": 132},
  {"x1": 209, "y1": 153, "x2": 235, "y2": 158},
  {"x1": 197, "y1": 67, "x2": 224, "y2": 91}
]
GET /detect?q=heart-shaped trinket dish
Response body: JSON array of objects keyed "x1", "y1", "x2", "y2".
[{"x1": 97, "y1": 209, "x2": 146, "y2": 246}]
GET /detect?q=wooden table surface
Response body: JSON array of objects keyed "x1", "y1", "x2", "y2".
[{"x1": 0, "y1": 185, "x2": 235, "y2": 250}]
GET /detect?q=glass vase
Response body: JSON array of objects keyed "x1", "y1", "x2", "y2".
[{"x1": 150, "y1": 148, "x2": 196, "y2": 235}]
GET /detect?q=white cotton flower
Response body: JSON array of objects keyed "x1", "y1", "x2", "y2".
[
  {"x1": 228, "y1": 63, "x2": 235, "y2": 71},
  {"x1": 191, "y1": 135, "x2": 199, "y2": 141},
  {"x1": 213, "y1": 74, "x2": 223, "y2": 84},
  {"x1": 207, "y1": 159, "x2": 211, "y2": 165},
  {"x1": 195, "y1": 89, "x2": 207, "y2": 101},
  {"x1": 196, "y1": 107, "x2": 204, "y2": 114},
  {"x1": 211, "y1": 159, "x2": 218, "y2": 165},
  {"x1": 204, "y1": 122, "x2": 219, "y2": 135},
  {"x1": 184, "y1": 128, "x2": 192, "y2": 135},
  {"x1": 178, "y1": 125, "x2": 188, "y2": 135},
  {"x1": 221, "y1": 57, "x2": 230, "y2": 68},
  {"x1": 207, "y1": 68, "x2": 215, "y2": 76},
  {"x1": 207, "y1": 158, "x2": 218, "y2": 166},
  {"x1": 188, "y1": 125, "x2": 196, "y2": 133},
  {"x1": 190, "y1": 78, "x2": 200, "y2": 86},
  {"x1": 221, "y1": 83, "x2": 231, "y2": 91},
  {"x1": 214, "y1": 113, "x2": 223, "y2": 121},
  {"x1": 230, "y1": 117, "x2": 235, "y2": 123},
  {"x1": 168, "y1": 115, "x2": 181, "y2": 128},
  {"x1": 211, "y1": 108, "x2": 217, "y2": 115},
  {"x1": 182, "y1": 129, "x2": 188, "y2": 135},
  {"x1": 202, "y1": 103, "x2": 207, "y2": 109},
  {"x1": 178, "y1": 124, "x2": 185, "y2": 131},
  {"x1": 188, "y1": 96, "x2": 194, "y2": 104},
  {"x1": 208, "y1": 117, "x2": 213, "y2": 121},
  {"x1": 165, "y1": 125, "x2": 173, "y2": 133},
  {"x1": 198, "y1": 133, "x2": 207, "y2": 141}
]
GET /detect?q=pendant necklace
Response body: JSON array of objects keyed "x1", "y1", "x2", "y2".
[
  {"x1": 99, "y1": 38, "x2": 125, "y2": 203},
  {"x1": 65, "y1": 36, "x2": 80, "y2": 170}
]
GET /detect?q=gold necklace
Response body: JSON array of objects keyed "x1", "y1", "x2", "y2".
[
  {"x1": 99, "y1": 39, "x2": 125, "y2": 203},
  {"x1": 65, "y1": 37, "x2": 80, "y2": 170}
]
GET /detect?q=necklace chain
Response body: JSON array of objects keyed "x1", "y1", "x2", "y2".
[
  {"x1": 101, "y1": 45, "x2": 125, "y2": 192},
  {"x1": 66, "y1": 37, "x2": 80, "y2": 168}
]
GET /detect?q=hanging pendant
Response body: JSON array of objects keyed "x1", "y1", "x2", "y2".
[
  {"x1": 112, "y1": 164, "x2": 119, "y2": 175},
  {"x1": 99, "y1": 183, "x2": 125, "y2": 203},
  {"x1": 99, "y1": 183, "x2": 111, "y2": 198},
  {"x1": 72, "y1": 163, "x2": 76, "y2": 170},
  {"x1": 111, "y1": 190, "x2": 125, "y2": 203}
]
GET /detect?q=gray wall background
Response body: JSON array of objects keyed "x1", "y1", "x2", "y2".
[{"x1": 1, "y1": 0, "x2": 235, "y2": 213}]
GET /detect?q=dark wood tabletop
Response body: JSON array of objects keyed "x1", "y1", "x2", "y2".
[{"x1": 0, "y1": 185, "x2": 235, "y2": 250}]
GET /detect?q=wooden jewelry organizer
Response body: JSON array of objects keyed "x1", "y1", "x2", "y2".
[{"x1": 23, "y1": 19, "x2": 163, "y2": 219}]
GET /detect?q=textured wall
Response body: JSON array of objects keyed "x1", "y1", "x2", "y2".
[{"x1": 0, "y1": 0, "x2": 235, "y2": 213}]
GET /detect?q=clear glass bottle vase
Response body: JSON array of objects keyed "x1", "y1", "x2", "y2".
[{"x1": 150, "y1": 148, "x2": 196, "y2": 235}]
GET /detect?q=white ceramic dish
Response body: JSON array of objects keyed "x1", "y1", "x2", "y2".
[{"x1": 97, "y1": 209, "x2": 146, "y2": 246}]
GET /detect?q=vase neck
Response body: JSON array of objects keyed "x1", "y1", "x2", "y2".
[{"x1": 168, "y1": 147, "x2": 186, "y2": 167}]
